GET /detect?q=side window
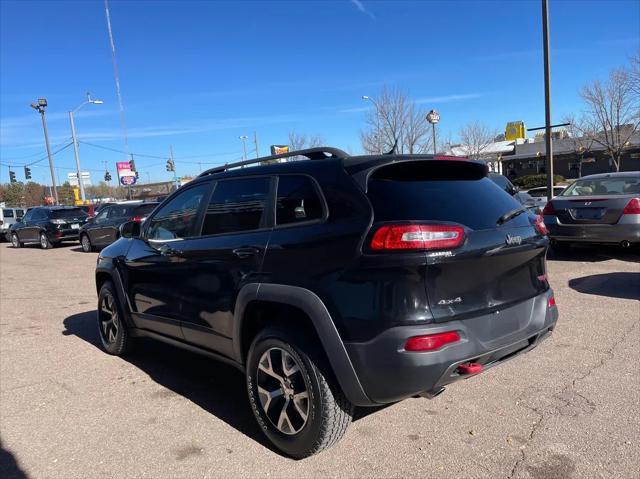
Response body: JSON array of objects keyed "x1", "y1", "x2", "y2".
[
  {"x1": 201, "y1": 177, "x2": 270, "y2": 236},
  {"x1": 276, "y1": 175, "x2": 324, "y2": 225},
  {"x1": 33, "y1": 210, "x2": 47, "y2": 221},
  {"x1": 22, "y1": 210, "x2": 34, "y2": 222},
  {"x1": 3, "y1": 209, "x2": 14, "y2": 218},
  {"x1": 15, "y1": 209, "x2": 24, "y2": 218},
  {"x1": 94, "y1": 208, "x2": 110, "y2": 222},
  {"x1": 146, "y1": 184, "x2": 209, "y2": 240}
]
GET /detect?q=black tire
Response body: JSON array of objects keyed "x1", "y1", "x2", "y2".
[
  {"x1": 246, "y1": 328, "x2": 353, "y2": 459},
  {"x1": 80, "y1": 233, "x2": 94, "y2": 252},
  {"x1": 39, "y1": 232, "x2": 52, "y2": 249},
  {"x1": 97, "y1": 281, "x2": 133, "y2": 355},
  {"x1": 11, "y1": 233, "x2": 22, "y2": 248}
]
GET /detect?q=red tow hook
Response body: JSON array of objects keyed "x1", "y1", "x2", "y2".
[{"x1": 457, "y1": 362, "x2": 483, "y2": 375}]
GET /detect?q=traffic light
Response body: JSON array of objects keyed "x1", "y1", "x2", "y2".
[
  {"x1": 166, "y1": 159, "x2": 175, "y2": 172},
  {"x1": 104, "y1": 171, "x2": 112, "y2": 182},
  {"x1": 9, "y1": 170, "x2": 16, "y2": 183},
  {"x1": 129, "y1": 159, "x2": 136, "y2": 172},
  {"x1": 24, "y1": 166, "x2": 32, "y2": 180}
]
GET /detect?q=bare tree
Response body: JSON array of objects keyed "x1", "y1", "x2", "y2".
[
  {"x1": 288, "y1": 131, "x2": 324, "y2": 151},
  {"x1": 576, "y1": 66, "x2": 639, "y2": 172},
  {"x1": 457, "y1": 121, "x2": 498, "y2": 160},
  {"x1": 562, "y1": 114, "x2": 596, "y2": 178},
  {"x1": 360, "y1": 87, "x2": 432, "y2": 154}
]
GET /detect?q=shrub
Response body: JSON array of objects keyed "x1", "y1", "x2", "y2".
[{"x1": 513, "y1": 174, "x2": 565, "y2": 189}]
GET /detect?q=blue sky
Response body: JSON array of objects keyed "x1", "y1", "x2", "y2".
[{"x1": 1, "y1": 0, "x2": 638, "y2": 184}]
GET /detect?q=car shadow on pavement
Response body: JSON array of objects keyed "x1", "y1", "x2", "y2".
[
  {"x1": 548, "y1": 244, "x2": 640, "y2": 263},
  {"x1": 0, "y1": 439, "x2": 28, "y2": 479},
  {"x1": 568, "y1": 272, "x2": 640, "y2": 300},
  {"x1": 62, "y1": 310, "x2": 385, "y2": 455}
]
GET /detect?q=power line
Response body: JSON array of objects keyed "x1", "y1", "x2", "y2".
[
  {"x1": 0, "y1": 139, "x2": 73, "y2": 164},
  {"x1": 0, "y1": 142, "x2": 73, "y2": 168}
]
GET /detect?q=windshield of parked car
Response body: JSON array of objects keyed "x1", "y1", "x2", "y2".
[
  {"x1": 560, "y1": 177, "x2": 640, "y2": 196},
  {"x1": 50, "y1": 208, "x2": 88, "y2": 219}
]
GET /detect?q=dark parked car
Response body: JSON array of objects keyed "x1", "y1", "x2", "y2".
[
  {"x1": 80, "y1": 201, "x2": 158, "y2": 252},
  {"x1": 543, "y1": 171, "x2": 640, "y2": 249},
  {"x1": 489, "y1": 173, "x2": 538, "y2": 211},
  {"x1": 95, "y1": 148, "x2": 557, "y2": 458},
  {"x1": 10, "y1": 206, "x2": 88, "y2": 249}
]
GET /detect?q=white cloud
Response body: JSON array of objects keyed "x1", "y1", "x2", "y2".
[
  {"x1": 350, "y1": 0, "x2": 376, "y2": 20},
  {"x1": 415, "y1": 92, "x2": 487, "y2": 104}
]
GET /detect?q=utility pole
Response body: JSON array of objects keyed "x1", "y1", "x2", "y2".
[
  {"x1": 542, "y1": 0, "x2": 554, "y2": 201},
  {"x1": 170, "y1": 145, "x2": 179, "y2": 189},
  {"x1": 31, "y1": 99, "x2": 58, "y2": 204},
  {"x1": 239, "y1": 135, "x2": 249, "y2": 160},
  {"x1": 254, "y1": 131, "x2": 260, "y2": 158}
]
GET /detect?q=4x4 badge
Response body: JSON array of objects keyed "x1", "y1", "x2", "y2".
[{"x1": 438, "y1": 297, "x2": 462, "y2": 305}]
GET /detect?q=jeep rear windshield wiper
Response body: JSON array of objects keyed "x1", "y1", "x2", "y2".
[{"x1": 497, "y1": 207, "x2": 527, "y2": 225}]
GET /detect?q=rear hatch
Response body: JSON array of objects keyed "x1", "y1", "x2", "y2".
[
  {"x1": 364, "y1": 160, "x2": 548, "y2": 322},
  {"x1": 549, "y1": 196, "x2": 634, "y2": 224}
]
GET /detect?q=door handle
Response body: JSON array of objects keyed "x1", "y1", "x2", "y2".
[
  {"x1": 158, "y1": 244, "x2": 183, "y2": 257},
  {"x1": 233, "y1": 247, "x2": 260, "y2": 258}
]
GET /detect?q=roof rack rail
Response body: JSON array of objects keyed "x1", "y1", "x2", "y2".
[{"x1": 198, "y1": 147, "x2": 349, "y2": 177}]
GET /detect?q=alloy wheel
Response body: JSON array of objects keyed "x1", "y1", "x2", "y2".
[
  {"x1": 81, "y1": 235, "x2": 91, "y2": 252},
  {"x1": 40, "y1": 234, "x2": 48, "y2": 249},
  {"x1": 98, "y1": 291, "x2": 120, "y2": 344},
  {"x1": 256, "y1": 347, "x2": 310, "y2": 435},
  {"x1": 11, "y1": 234, "x2": 19, "y2": 248}
]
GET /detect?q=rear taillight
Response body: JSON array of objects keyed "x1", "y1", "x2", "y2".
[
  {"x1": 405, "y1": 331, "x2": 461, "y2": 352},
  {"x1": 548, "y1": 296, "x2": 557, "y2": 308},
  {"x1": 370, "y1": 224, "x2": 465, "y2": 251},
  {"x1": 622, "y1": 198, "x2": 640, "y2": 215},
  {"x1": 541, "y1": 202, "x2": 556, "y2": 216},
  {"x1": 131, "y1": 216, "x2": 144, "y2": 223},
  {"x1": 532, "y1": 215, "x2": 548, "y2": 235}
]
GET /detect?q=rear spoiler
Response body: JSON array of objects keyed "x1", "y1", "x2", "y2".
[{"x1": 346, "y1": 157, "x2": 488, "y2": 192}]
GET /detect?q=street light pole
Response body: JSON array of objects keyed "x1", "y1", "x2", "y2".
[
  {"x1": 69, "y1": 110, "x2": 85, "y2": 202},
  {"x1": 69, "y1": 92, "x2": 104, "y2": 203},
  {"x1": 542, "y1": 0, "x2": 554, "y2": 202},
  {"x1": 31, "y1": 99, "x2": 58, "y2": 205}
]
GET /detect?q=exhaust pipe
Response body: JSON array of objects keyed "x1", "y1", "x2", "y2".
[{"x1": 621, "y1": 240, "x2": 631, "y2": 248}]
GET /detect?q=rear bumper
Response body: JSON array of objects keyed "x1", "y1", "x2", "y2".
[
  {"x1": 48, "y1": 229, "x2": 80, "y2": 242},
  {"x1": 545, "y1": 220, "x2": 640, "y2": 244},
  {"x1": 344, "y1": 290, "x2": 558, "y2": 404}
]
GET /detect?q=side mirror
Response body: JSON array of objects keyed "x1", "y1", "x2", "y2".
[
  {"x1": 119, "y1": 221, "x2": 141, "y2": 239},
  {"x1": 15, "y1": 218, "x2": 23, "y2": 223}
]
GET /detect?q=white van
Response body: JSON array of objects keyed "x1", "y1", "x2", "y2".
[{"x1": 1, "y1": 207, "x2": 26, "y2": 240}]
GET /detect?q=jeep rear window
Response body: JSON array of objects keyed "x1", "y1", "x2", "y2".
[{"x1": 367, "y1": 162, "x2": 526, "y2": 230}]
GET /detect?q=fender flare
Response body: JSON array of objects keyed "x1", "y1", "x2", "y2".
[
  {"x1": 232, "y1": 283, "x2": 373, "y2": 406},
  {"x1": 95, "y1": 262, "x2": 136, "y2": 328}
]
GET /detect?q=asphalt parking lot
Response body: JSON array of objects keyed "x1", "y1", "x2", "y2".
[{"x1": 1, "y1": 242, "x2": 638, "y2": 478}]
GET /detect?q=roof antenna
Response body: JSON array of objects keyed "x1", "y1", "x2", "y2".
[{"x1": 384, "y1": 138, "x2": 398, "y2": 155}]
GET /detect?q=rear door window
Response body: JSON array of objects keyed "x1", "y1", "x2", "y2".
[
  {"x1": 276, "y1": 175, "x2": 324, "y2": 225},
  {"x1": 201, "y1": 177, "x2": 271, "y2": 236},
  {"x1": 3, "y1": 209, "x2": 14, "y2": 218},
  {"x1": 367, "y1": 162, "x2": 525, "y2": 230}
]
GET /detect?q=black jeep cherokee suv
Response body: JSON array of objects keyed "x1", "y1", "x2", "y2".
[{"x1": 94, "y1": 147, "x2": 558, "y2": 458}]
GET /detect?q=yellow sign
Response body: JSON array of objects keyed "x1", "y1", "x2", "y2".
[{"x1": 505, "y1": 121, "x2": 526, "y2": 141}]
